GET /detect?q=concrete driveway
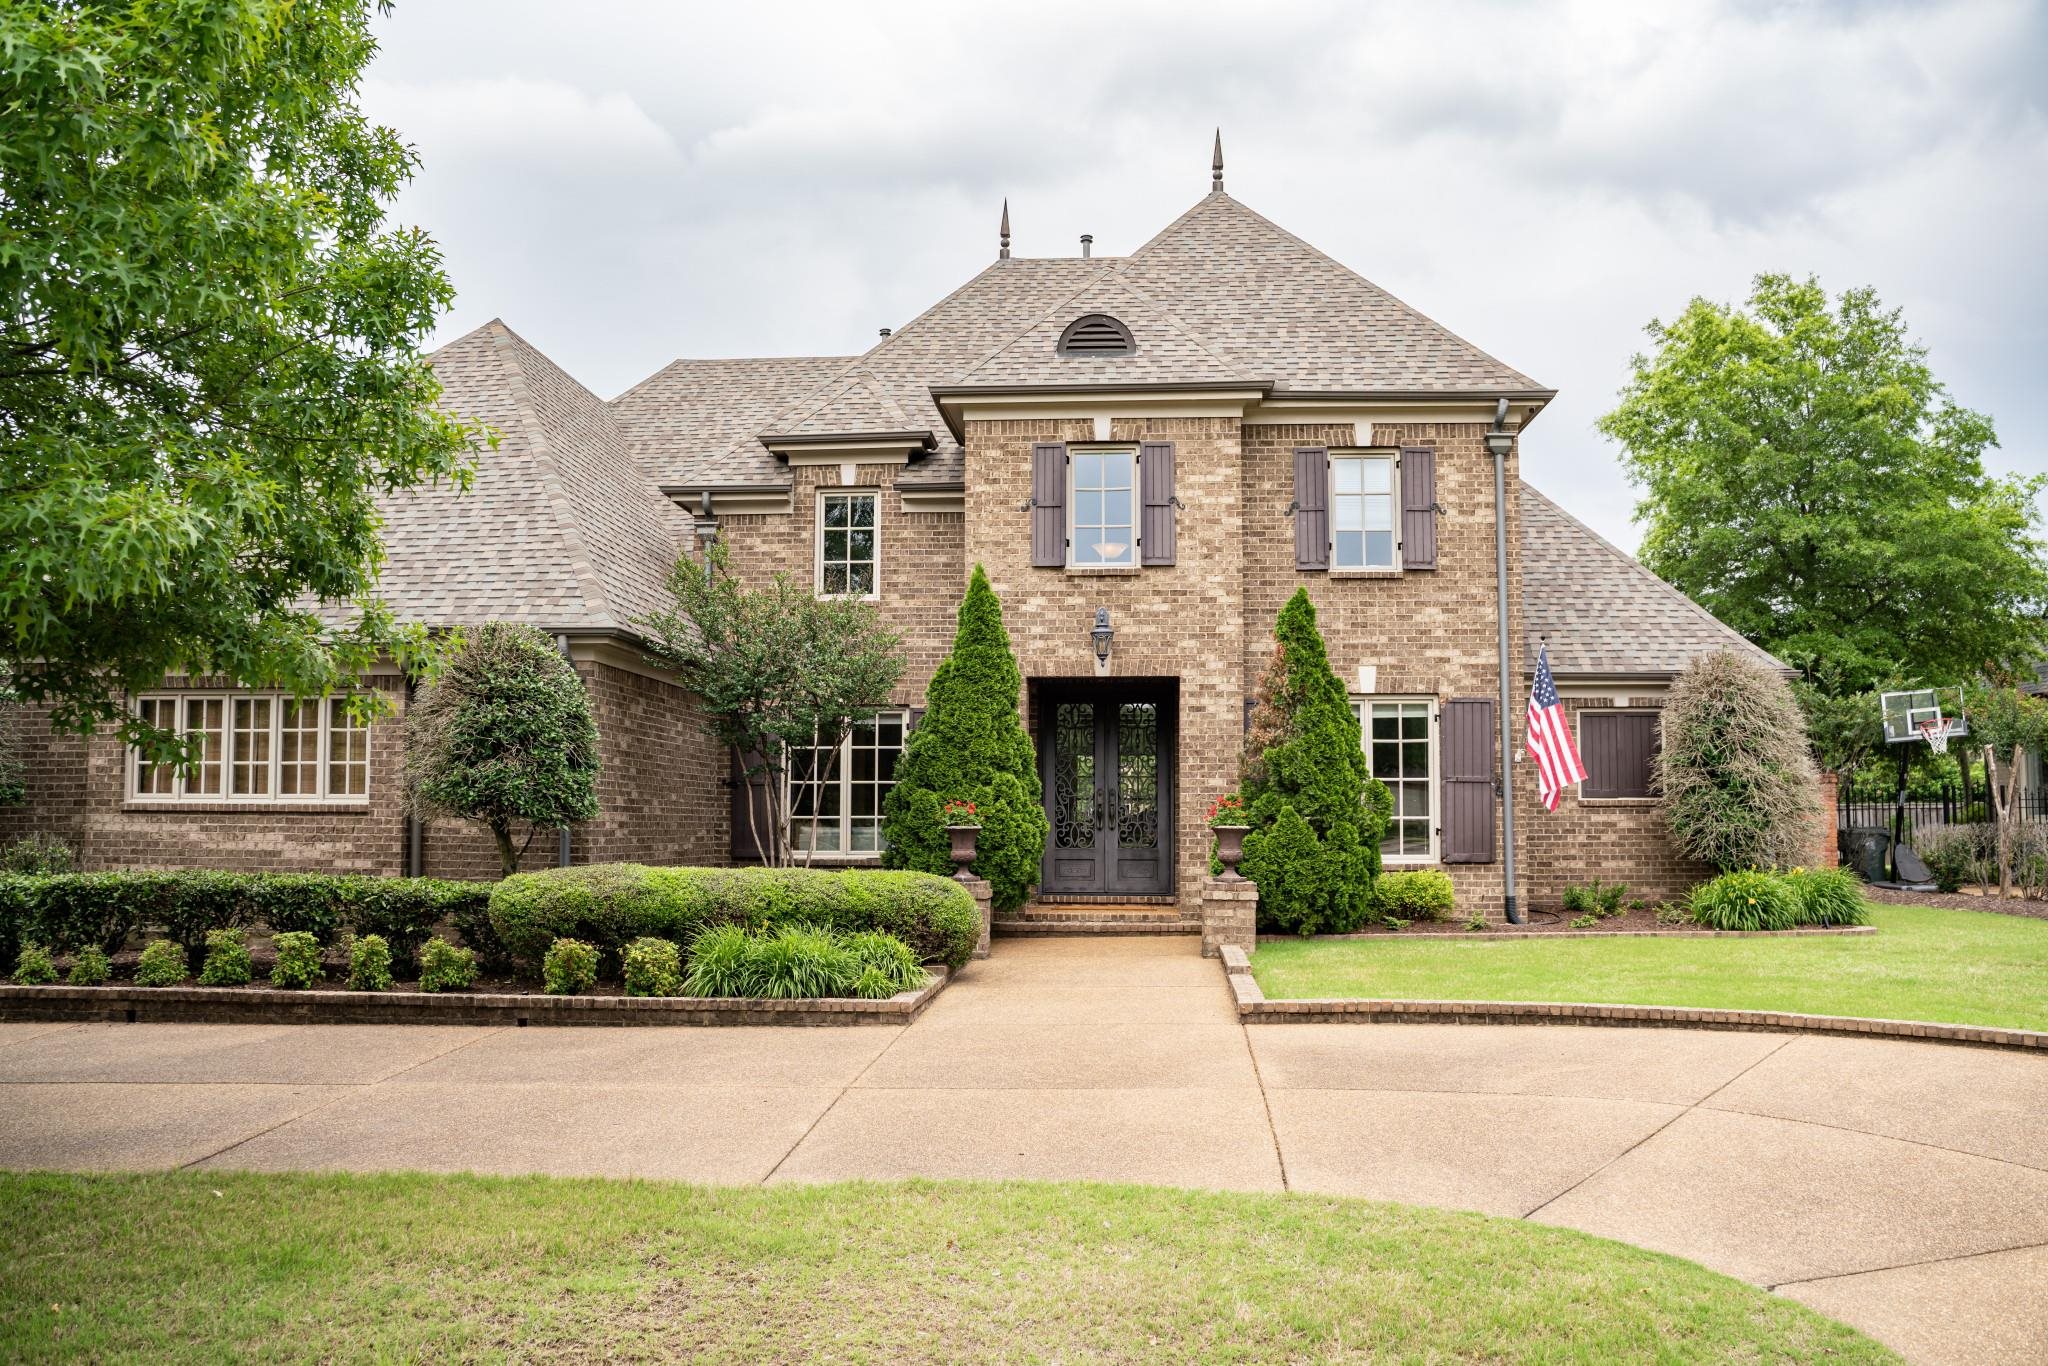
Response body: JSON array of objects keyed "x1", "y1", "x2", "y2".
[{"x1": 1, "y1": 934, "x2": 2044, "y2": 1365}]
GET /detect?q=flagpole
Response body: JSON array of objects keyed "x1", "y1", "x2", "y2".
[{"x1": 1486, "y1": 404, "x2": 1523, "y2": 924}]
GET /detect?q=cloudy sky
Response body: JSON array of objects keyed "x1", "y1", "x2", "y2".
[{"x1": 362, "y1": 0, "x2": 2047, "y2": 550}]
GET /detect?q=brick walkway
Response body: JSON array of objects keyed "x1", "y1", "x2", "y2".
[{"x1": 1, "y1": 934, "x2": 2043, "y2": 1364}]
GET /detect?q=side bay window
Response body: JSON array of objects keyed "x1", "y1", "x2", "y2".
[
  {"x1": 1294, "y1": 445, "x2": 1438, "y2": 572},
  {"x1": 1030, "y1": 441, "x2": 1177, "y2": 569},
  {"x1": 1354, "y1": 697, "x2": 1437, "y2": 862},
  {"x1": 131, "y1": 692, "x2": 370, "y2": 803},
  {"x1": 787, "y1": 710, "x2": 907, "y2": 855}
]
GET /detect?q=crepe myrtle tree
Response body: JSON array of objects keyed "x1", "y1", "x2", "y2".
[
  {"x1": 0, "y1": 1, "x2": 491, "y2": 768},
  {"x1": 640, "y1": 541, "x2": 905, "y2": 867},
  {"x1": 402, "y1": 623, "x2": 600, "y2": 877},
  {"x1": 1964, "y1": 683, "x2": 2048, "y2": 900}
]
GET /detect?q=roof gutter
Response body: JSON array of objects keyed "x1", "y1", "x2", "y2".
[{"x1": 756, "y1": 429, "x2": 938, "y2": 451}]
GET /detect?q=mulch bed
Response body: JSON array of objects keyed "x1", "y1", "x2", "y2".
[
  {"x1": 1862, "y1": 884, "x2": 2048, "y2": 923},
  {"x1": 1335, "y1": 906, "x2": 1688, "y2": 936}
]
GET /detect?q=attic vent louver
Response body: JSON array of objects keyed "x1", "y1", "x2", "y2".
[{"x1": 1057, "y1": 314, "x2": 1135, "y2": 357}]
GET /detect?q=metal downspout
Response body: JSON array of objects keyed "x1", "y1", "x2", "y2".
[
  {"x1": 1492, "y1": 399, "x2": 1522, "y2": 924},
  {"x1": 555, "y1": 633, "x2": 574, "y2": 869}
]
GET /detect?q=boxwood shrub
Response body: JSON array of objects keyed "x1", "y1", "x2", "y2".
[
  {"x1": 417, "y1": 936, "x2": 480, "y2": 993},
  {"x1": 489, "y1": 865, "x2": 979, "y2": 972},
  {"x1": 1371, "y1": 870, "x2": 1455, "y2": 924}
]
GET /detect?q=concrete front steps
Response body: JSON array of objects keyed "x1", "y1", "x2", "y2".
[{"x1": 993, "y1": 899, "x2": 1200, "y2": 937}]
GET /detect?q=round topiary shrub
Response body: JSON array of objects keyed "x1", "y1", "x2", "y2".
[
  {"x1": 542, "y1": 937, "x2": 598, "y2": 996},
  {"x1": 134, "y1": 940, "x2": 188, "y2": 987},
  {"x1": 196, "y1": 928, "x2": 253, "y2": 987},
  {"x1": 12, "y1": 942, "x2": 56, "y2": 985},
  {"x1": 269, "y1": 931, "x2": 323, "y2": 990},
  {"x1": 1688, "y1": 870, "x2": 1799, "y2": 932},
  {"x1": 622, "y1": 936, "x2": 681, "y2": 997},
  {"x1": 1658, "y1": 651, "x2": 1820, "y2": 873},
  {"x1": 881, "y1": 566, "x2": 1048, "y2": 912},
  {"x1": 417, "y1": 936, "x2": 479, "y2": 993},
  {"x1": 347, "y1": 934, "x2": 394, "y2": 992}
]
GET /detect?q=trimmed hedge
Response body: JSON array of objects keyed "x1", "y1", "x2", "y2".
[
  {"x1": 0, "y1": 872, "x2": 492, "y2": 969},
  {"x1": 1371, "y1": 870, "x2": 1455, "y2": 924},
  {"x1": 490, "y1": 864, "x2": 980, "y2": 972}
]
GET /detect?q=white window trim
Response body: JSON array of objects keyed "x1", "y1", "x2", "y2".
[
  {"x1": 815, "y1": 488, "x2": 881, "y2": 602},
  {"x1": 1354, "y1": 694, "x2": 1439, "y2": 864},
  {"x1": 785, "y1": 708, "x2": 909, "y2": 859},
  {"x1": 1329, "y1": 450, "x2": 1400, "y2": 571},
  {"x1": 1574, "y1": 708, "x2": 1661, "y2": 802},
  {"x1": 1066, "y1": 445, "x2": 1140, "y2": 569},
  {"x1": 127, "y1": 692, "x2": 371, "y2": 805}
]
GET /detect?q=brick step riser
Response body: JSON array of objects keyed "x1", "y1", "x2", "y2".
[{"x1": 993, "y1": 920, "x2": 1201, "y2": 937}]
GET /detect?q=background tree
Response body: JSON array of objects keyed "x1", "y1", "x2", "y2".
[
  {"x1": 1, "y1": 1, "x2": 487, "y2": 761},
  {"x1": 1599, "y1": 274, "x2": 2047, "y2": 693},
  {"x1": 1963, "y1": 684, "x2": 2048, "y2": 899},
  {"x1": 402, "y1": 623, "x2": 600, "y2": 876},
  {"x1": 1657, "y1": 651, "x2": 1820, "y2": 872},
  {"x1": 1238, "y1": 590, "x2": 1389, "y2": 934},
  {"x1": 641, "y1": 542, "x2": 904, "y2": 867},
  {"x1": 881, "y1": 566, "x2": 1046, "y2": 911}
]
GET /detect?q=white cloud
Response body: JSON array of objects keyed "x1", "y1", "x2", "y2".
[{"x1": 364, "y1": 0, "x2": 2048, "y2": 550}]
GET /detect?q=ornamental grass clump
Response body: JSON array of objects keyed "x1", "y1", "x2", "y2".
[
  {"x1": 680, "y1": 922, "x2": 924, "y2": 1000},
  {"x1": 134, "y1": 940, "x2": 187, "y2": 987},
  {"x1": 66, "y1": 946, "x2": 110, "y2": 986},
  {"x1": 1688, "y1": 870, "x2": 1799, "y2": 932},
  {"x1": 417, "y1": 937, "x2": 479, "y2": 993},
  {"x1": 11, "y1": 942, "x2": 56, "y2": 985},
  {"x1": 269, "y1": 932, "x2": 323, "y2": 990},
  {"x1": 347, "y1": 934, "x2": 393, "y2": 992},
  {"x1": 1784, "y1": 867, "x2": 1870, "y2": 927},
  {"x1": 196, "y1": 928, "x2": 253, "y2": 987},
  {"x1": 542, "y1": 938, "x2": 598, "y2": 996},
  {"x1": 622, "y1": 937, "x2": 681, "y2": 997}
]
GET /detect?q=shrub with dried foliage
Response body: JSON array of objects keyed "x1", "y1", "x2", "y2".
[{"x1": 1657, "y1": 651, "x2": 1820, "y2": 873}]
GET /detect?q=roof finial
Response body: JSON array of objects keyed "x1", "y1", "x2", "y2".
[
  {"x1": 998, "y1": 198, "x2": 1011, "y2": 259},
  {"x1": 1211, "y1": 129, "x2": 1224, "y2": 194}
]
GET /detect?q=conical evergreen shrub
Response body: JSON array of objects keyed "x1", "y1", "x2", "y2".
[
  {"x1": 1239, "y1": 589, "x2": 1387, "y2": 934},
  {"x1": 881, "y1": 566, "x2": 1048, "y2": 910}
]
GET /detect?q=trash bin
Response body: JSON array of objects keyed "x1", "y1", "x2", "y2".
[{"x1": 1838, "y1": 826, "x2": 1892, "y2": 883}]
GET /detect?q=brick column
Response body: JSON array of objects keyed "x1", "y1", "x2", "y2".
[
  {"x1": 1814, "y1": 771, "x2": 1840, "y2": 868},
  {"x1": 956, "y1": 873, "x2": 993, "y2": 959},
  {"x1": 1202, "y1": 876, "x2": 1257, "y2": 959}
]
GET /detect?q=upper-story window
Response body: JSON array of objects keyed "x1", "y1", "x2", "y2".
[
  {"x1": 1070, "y1": 449, "x2": 1137, "y2": 567},
  {"x1": 1331, "y1": 453, "x2": 1397, "y2": 570},
  {"x1": 817, "y1": 490, "x2": 879, "y2": 599},
  {"x1": 132, "y1": 692, "x2": 369, "y2": 803}
]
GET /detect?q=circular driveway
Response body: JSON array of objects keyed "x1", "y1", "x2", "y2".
[{"x1": 0, "y1": 934, "x2": 2042, "y2": 1364}]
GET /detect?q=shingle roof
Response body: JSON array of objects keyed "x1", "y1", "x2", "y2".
[
  {"x1": 947, "y1": 270, "x2": 1256, "y2": 390},
  {"x1": 760, "y1": 367, "x2": 928, "y2": 441},
  {"x1": 1521, "y1": 483, "x2": 1787, "y2": 677},
  {"x1": 610, "y1": 355, "x2": 854, "y2": 487},
  {"x1": 363, "y1": 319, "x2": 689, "y2": 635}
]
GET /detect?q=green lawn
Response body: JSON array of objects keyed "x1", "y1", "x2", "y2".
[
  {"x1": 1254, "y1": 903, "x2": 2048, "y2": 1030},
  {"x1": 0, "y1": 1172, "x2": 1892, "y2": 1363}
]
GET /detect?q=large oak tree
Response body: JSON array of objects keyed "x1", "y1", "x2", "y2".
[
  {"x1": 1599, "y1": 274, "x2": 2046, "y2": 694},
  {"x1": 1, "y1": 1, "x2": 486, "y2": 757}
]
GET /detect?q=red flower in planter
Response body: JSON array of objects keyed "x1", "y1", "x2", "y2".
[
  {"x1": 942, "y1": 799, "x2": 981, "y2": 826},
  {"x1": 1207, "y1": 794, "x2": 1247, "y2": 827}
]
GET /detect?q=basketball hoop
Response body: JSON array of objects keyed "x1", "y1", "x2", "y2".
[{"x1": 1916, "y1": 717, "x2": 1955, "y2": 754}]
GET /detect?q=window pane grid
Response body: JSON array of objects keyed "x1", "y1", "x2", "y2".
[
  {"x1": 819, "y1": 492, "x2": 878, "y2": 597},
  {"x1": 1331, "y1": 455, "x2": 1396, "y2": 569},
  {"x1": 1070, "y1": 450, "x2": 1136, "y2": 566},
  {"x1": 1357, "y1": 699, "x2": 1434, "y2": 859},
  {"x1": 231, "y1": 697, "x2": 273, "y2": 796},
  {"x1": 132, "y1": 693, "x2": 370, "y2": 804},
  {"x1": 789, "y1": 711, "x2": 906, "y2": 854}
]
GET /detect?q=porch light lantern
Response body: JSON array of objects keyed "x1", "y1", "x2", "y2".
[{"x1": 1091, "y1": 607, "x2": 1114, "y2": 676}]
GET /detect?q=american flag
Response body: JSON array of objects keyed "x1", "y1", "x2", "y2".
[{"x1": 1526, "y1": 645, "x2": 1587, "y2": 812}]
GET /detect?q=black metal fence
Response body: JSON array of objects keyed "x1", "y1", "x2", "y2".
[{"x1": 1838, "y1": 785, "x2": 2048, "y2": 847}]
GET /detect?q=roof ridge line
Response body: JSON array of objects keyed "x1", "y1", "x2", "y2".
[
  {"x1": 610, "y1": 353, "x2": 858, "y2": 406},
  {"x1": 490, "y1": 324, "x2": 620, "y2": 630},
  {"x1": 947, "y1": 262, "x2": 1130, "y2": 382},
  {"x1": 1104, "y1": 271, "x2": 1256, "y2": 378},
  {"x1": 1519, "y1": 480, "x2": 1781, "y2": 666}
]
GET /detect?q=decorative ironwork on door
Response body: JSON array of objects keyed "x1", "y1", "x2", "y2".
[
  {"x1": 1115, "y1": 702, "x2": 1159, "y2": 849},
  {"x1": 1052, "y1": 702, "x2": 1096, "y2": 849}
]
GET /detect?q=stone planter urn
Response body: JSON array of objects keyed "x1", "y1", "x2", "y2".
[
  {"x1": 945, "y1": 823, "x2": 980, "y2": 878},
  {"x1": 1213, "y1": 824, "x2": 1251, "y2": 880}
]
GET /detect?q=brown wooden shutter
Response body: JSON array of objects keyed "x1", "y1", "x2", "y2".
[
  {"x1": 728, "y1": 746, "x2": 774, "y2": 863},
  {"x1": 1400, "y1": 446, "x2": 1437, "y2": 570},
  {"x1": 1139, "y1": 441, "x2": 1176, "y2": 566},
  {"x1": 1031, "y1": 442, "x2": 1067, "y2": 567},
  {"x1": 1440, "y1": 697, "x2": 1496, "y2": 864},
  {"x1": 1293, "y1": 446, "x2": 1328, "y2": 571},
  {"x1": 1580, "y1": 711, "x2": 1658, "y2": 799}
]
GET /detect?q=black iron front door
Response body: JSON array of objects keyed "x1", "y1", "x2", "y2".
[{"x1": 1040, "y1": 687, "x2": 1172, "y2": 896}]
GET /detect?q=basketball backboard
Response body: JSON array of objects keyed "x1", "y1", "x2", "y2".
[{"x1": 1880, "y1": 688, "x2": 1969, "y2": 745}]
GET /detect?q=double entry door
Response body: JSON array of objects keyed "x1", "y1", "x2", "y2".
[{"x1": 1038, "y1": 683, "x2": 1174, "y2": 896}]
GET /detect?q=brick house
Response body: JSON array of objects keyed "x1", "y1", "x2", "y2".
[{"x1": 0, "y1": 156, "x2": 1797, "y2": 942}]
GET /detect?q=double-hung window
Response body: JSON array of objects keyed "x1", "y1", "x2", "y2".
[
  {"x1": 1354, "y1": 697, "x2": 1437, "y2": 861},
  {"x1": 818, "y1": 490, "x2": 879, "y2": 598},
  {"x1": 1070, "y1": 449, "x2": 1137, "y2": 567},
  {"x1": 788, "y1": 710, "x2": 907, "y2": 855},
  {"x1": 131, "y1": 692, "x2": 371, "y2": 803},
  {"x1": 1331, "y1": 453, "x2": 1397, "y2": 570}
]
